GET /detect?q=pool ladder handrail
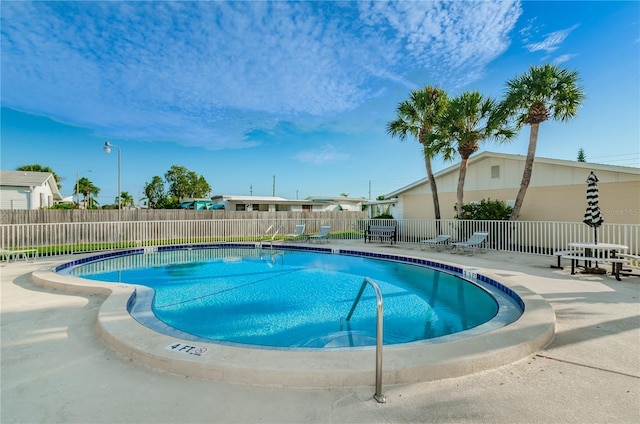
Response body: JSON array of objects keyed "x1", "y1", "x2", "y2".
[
  {"x1": 258, "y1": 225, "x2": 282, "y2": 249},
  {"x1": 346, "y1": 277, "x2": 386, "y2": 404}
]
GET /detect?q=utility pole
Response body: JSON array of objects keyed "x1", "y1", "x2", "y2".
[
  {"x1": 369, "y1": 180, "x2": 371, "y2": 199},
  {"x1": 250, "y1": 184, "x2": 253, "y2": 196},
  {"x1": 272, "y1": 175, "x2": 276, "y2": 197}
]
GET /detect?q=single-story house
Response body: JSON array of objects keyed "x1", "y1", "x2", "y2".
[
  {"x1": 305, "y1": 196, "x2": 366, "y2": 212},
  {"x1": 210, "y1": 195, "x2": 332, "y2": 212},
  {"x1": 209, "y1": 195, "x2": 367, "y2": 212},
  {"x1": 0, "y1": 170, "x2": 63, "y2": 210},
  {"x1": 384, "y1": 151, "x2": 640, "y2": 224}
]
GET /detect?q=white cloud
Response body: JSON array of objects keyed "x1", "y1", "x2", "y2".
[
  {"x1": 526, "y1": 25, "x2": 579, "y2": 53},
  {"x1": 293, "y1": 145, "x2": 349, "y2": 165},
  {"x1": 1, "y1": 0, "x2": 522, "y2": 149},
  {"x1": 357, "y1": 0, "x2": 522, "y2": 86},
  {"x1": 553, "y1": 53, "x2": 578, "y2": 65}
]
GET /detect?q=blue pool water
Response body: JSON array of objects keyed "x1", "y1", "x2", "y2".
[{"x1": 63, "y1": 246, "x2": 513, "y2": 348}]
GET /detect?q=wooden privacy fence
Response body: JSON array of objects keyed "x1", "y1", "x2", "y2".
[
  {"x1": 1, "y1": 218, "x2": 638, "y2": 257},
  {"x1": 0, "y1": 209, "x2": 366, "y2": 224}
]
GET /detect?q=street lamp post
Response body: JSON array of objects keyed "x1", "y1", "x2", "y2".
[{"x1": 102, "y1": 141, "x2": 121, "y2": 221}]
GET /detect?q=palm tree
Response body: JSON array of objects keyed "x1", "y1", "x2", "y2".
[
  {"x1": 438, "y1": 91, "x2": 516, "y2": 214},
  {"x1": 120, "y1": 192, "x2": 135, "y2": 209},
  {"x1": 502, "y1": 64, "x2": 585, "y2": 220},
  {"x1": 75, "y1": 177, "x2": 99, "y2": 209},
  {"x1": 387, "y1": 86, "x2": 453, "y2": 221}
]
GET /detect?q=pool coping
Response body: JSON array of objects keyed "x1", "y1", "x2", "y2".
[{"x1": 30, "y1": 244, "x2": 556, "y2": 388}]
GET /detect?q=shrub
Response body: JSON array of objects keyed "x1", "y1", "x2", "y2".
[
  {"x1": 372, "y1": 213, "x2": 394, "y2": 219},
  {"x1": 455, "y1": 199, "x2": 512, "y2": 220},
  {"x1": 47, "y1": 203, "x2": 76, "y2": 210}
]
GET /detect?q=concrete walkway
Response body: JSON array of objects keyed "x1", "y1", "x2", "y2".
[{"x1": 2, "y1": 242, "x2": 639, "y2": 423}]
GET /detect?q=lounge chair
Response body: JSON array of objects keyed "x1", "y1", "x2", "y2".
[
  {"x1": 419, "y1": 234, "x2": 451, "y2": 251},
  {"x1": 450, "y1": 232, "x2": 489, "y2": 256},
  {"x1": 308, "y1": 225, "x2": 331, "y2": 243},
  {"x1": 283, "y1": 224, "x2": 306, "y2": 242},
  {"x1": 0, "y1": 248, "x2": 38, "y2": 263}
]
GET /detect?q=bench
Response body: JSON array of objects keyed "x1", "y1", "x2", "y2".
[
  {"x1": 364, "y1": 225, "x2": 397, "y2": 244},
  {"x1": 551, "y1": 250, "x2": 583, "y2": 269},
  {"x1": 616, "y1": 254, "x2": 640, "y2": 277},
  {"x1": 617, "y1": 253, "x2": 640, "y2": 263},
  {"x1": 562, "y1": 254, "x2": 628, "y2": 281}
]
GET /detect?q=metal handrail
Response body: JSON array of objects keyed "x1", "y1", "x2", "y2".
[
  {"x1": 346, "y1": 277, "x2": 386, "y2": 403},
  {"x1": 259, "y1": 225, "x2": 282, "y2": 249}
]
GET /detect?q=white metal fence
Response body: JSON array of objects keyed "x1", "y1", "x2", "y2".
[{"x1": 1, "y1": 218, "x2": 638, "y2": 257}]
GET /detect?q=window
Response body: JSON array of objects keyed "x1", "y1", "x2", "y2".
[
  {"x1": 235, "y1": 204, "x2": 246, "y2": 211},
  {"x1": 491, "y1": 165, "x2": 500, "y2": 179},
  {"x1": 302, "y1": 204, "x2": 312, "y2": 212}
]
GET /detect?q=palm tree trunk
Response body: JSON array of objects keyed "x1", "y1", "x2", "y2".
[
  {"x1": 424, "y1": 156, "x2": 442, "y2": 232},
  {"x1": 510, "y1": 123, "x2": 540, "y2": 220},
  {"x1": 456, "y1": 158, "x2": 469, "y2": 215}
]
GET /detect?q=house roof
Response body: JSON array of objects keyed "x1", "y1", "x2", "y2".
[
  {"x1": 212, "y1": 195, "x2": 288, "y2": 202},
  {"x1": 0, "y1": 170, "x2": 63, "y2": 200},
  {"x1": 307, "y1": 196, "x2": 368, "y2": 203},
  {"x1": 211, "y1": 195, "x2": 332, "y2": 205},
  {"x1": 385, "y1": 151, "x2": 640, "y2": 197}
]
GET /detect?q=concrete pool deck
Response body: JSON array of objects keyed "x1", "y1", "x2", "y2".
[{"x1": 2, "y1": 241, "x2": 639, "y2": 423}]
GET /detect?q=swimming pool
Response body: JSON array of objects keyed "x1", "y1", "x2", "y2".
[
  {"x1": 37, "y1": 243, "x2": 554, "y2": 387},
  {"x1": 61, "y1": 246, "x2": 509, "y2": 348},
  {"x1": 57, "y1": 244, "x2": 524, "y2": 348}
]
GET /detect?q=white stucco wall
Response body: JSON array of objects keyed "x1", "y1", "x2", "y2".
[{"x1": 395, "y1": 154, "x2": 640, "y2": 223}]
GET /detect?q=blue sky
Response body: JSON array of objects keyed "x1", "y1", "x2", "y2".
[{"x1": 1, "y1": 1, "x2": 639, "y2": 206}]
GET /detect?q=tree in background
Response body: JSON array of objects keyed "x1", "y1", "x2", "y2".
[
  {"x1": 144, "y1": 166, "x2": 212, "y2": 209},
  {"x1": 165, "y1": 165, "x2": 211, "y2": 199},
  {"x1": 387, "y1": 86, "x2": 453, "y2": 222},
  {"x1": 119, "y1": 191, "x2": 135, "y2": 209},
  {"x1": 192, "y1": 175, "x2": 211, "y2": 198},
  {"x1": 437, "y1": 91, "x2": 516, "y2": 213},
  {"x1": 75, "y1": 177, "x2": 99, "y2": 209},
  {"x1": 16, "y1": 164, "x2": 62, "y2": 189},
  {"x1": 577, "y1": 148, "x2": 586, "y2": 162},
  {"x1": 144, "y1": 176, "x2": 166, "y2": 209},
  {"x1": 502, "y1": 64, "x2": 584, "y2": 220}
]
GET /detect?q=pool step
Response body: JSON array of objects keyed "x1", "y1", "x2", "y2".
[
  {"x1": 301, "y1": 331, "x2": 376, "y2": 348},
  {"x1": 300, "y1": 331, "x2": 407, "y2": 348}
]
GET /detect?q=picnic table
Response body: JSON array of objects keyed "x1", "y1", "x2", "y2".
[{"x1": 562, "y1": 242, "x2": 629, "y2": 280}]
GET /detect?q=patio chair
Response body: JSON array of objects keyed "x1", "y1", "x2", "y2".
[
  {"x1": 419, "y1": 234, "x2": 451, "y2": 251},
  {"x1": 0, "y1": 248, "x2": 38, "y2": 264},
  {"x1": 283, "y1": 224, "x2": 307, "y2": 242},
  {"x1": 308, "y1": 225, "x2": 331, "y2": 243},
  {"x1": 450, "y1": 232, "x2": 489, "y2": 256}
]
